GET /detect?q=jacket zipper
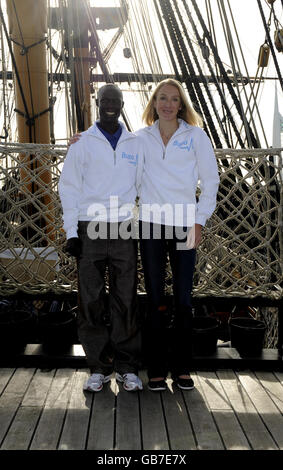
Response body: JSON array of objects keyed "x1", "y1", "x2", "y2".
[
  {"x1": 146, "y1": 128, "x2": 190, "y2": 160},
  {"x1": 114, "y1": 136, "x2": 133, "y2": 165},
  {"x1": 91, "y1": 134, "x2": 134, "y2": 166},
  {"x1": 147, "y1": 132, "x2": 166, "y2": 159}
]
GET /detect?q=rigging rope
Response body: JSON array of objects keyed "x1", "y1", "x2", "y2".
[
  {"x1": 65, "y1": 0, "x2": 78, "y2": 133},
  {"x1": 0, "y1": 16, "x2": 8, "y2": 140},
  {"x1": 217, "y1": 0, "x2": 258, "y2": 148},
  {"x1": 184, "y1": 24, "x2": 233, "y2": 148},
  {"x1": 85, "y1": 1, "x2": 132, "y2": 131},
  {"x1": 0, "y1": 5, "x2": 32, "y2": 140},
  {"x1": 56, "y1": 0, "x2": 73, "y2": 138},
  {"x1": 178, "y1": 0, "x2": 245, "y2": 148},
  {"x1": 224, "y1": 0, "x2": 269, "y2": 147},
  {"x1": 115, "y1": 0, "x2": 169, "y2": 116},
  {"x1": 157, "y1": 0, "x2": 213, "y2": 142},
  {"x1": 172, "y1": 0, "x2": 226, "y2": 148},
  {"x1": 153, "y1": 0, "x2": 180, "y2": 79},
  {"x1": 190, "y1": 0, "x2": 259, "y2": 148},
  {"x1": 205, "y1": 0, "x2": 234, "y2": 145},
  {"x1": 257, "y1": 0, "x2": 283, "y2": 91},
  {"x1": 48, "y1": 0, "x2": 55, "y2": 145}
]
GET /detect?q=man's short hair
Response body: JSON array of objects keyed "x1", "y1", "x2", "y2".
[{"x1": 97, "y1": 83, "x2": 123, "y2": 100}]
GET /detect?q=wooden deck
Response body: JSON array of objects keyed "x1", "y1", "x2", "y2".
[{"x1": 1, "y1": 366, "x2": 283, "y2": 452}]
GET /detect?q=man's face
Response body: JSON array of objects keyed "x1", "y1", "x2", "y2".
[{"x1": 97, "y1": 86, "x2": 124, "y2": 124}]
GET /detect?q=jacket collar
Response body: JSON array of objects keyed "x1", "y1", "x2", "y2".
[
  {"x1": 85, "y1": 121, "x2": 135, "y2": 142},
  {"x1": 145, "y1": 119, "x2": 194, "y2": 139}
]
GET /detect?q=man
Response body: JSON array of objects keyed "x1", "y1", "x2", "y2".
[{"x1": 59, "y1": 84, "x2": 143, "y2": 392}]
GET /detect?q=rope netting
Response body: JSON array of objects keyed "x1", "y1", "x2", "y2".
[{"x1": 0, "y1": 143, "x2": 282, "y2": 301}]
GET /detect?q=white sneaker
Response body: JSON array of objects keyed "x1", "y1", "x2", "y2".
[
  {"x1": 116, "y1": 373, "x2": 143, "y2": 391},
  {"x1": 83, "y1": 373, "x2": 112, "y2": 392}
]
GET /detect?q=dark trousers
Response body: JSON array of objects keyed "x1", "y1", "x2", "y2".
[
  {"x1": 77, "y1": 221, "x2": 141, "y2": 375},
  {"x1": 139, "y1": 222, "x2": 196, "y2": 379}
]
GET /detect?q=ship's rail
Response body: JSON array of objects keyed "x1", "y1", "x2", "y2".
[{"x1": 0, "y1": 144, "x2": 282, "y2": 300}]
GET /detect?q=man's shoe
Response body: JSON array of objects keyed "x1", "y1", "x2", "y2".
[
  {"x1": 116, "y1": 373, "x2": 143, "y2": 391},
  {"x1": 148, "y1": 379, "x2": 167, "y2": 391},
  {"x1": 83, "y1": 373, "x2": 112, "y2": 392},
  {"x1": 172, "y1": 376, "x2": 194, "y2": 390}
]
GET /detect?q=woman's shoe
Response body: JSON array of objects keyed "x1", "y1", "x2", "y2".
[
  {"x1": 148, "y1": 379, "x2": 167, "y2": 391},
  {"x1": 172, "y1": 376, "x2": 194, "y2": 390}
]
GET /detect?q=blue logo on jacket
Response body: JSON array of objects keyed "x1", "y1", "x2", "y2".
[
  {"x1": 173, "y1": 138, "x2": 193, "y2": 151},
  {"x1": 122, "y1": 152, "x2": 138, "y2": 166}
]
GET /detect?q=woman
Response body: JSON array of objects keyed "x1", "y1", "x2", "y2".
[
  {"x1": 136, "y1": 79, "x2": 219, "y2": 391},
  {"x1": 67, "y1": 78, "x2": 219, "y2": 392}
]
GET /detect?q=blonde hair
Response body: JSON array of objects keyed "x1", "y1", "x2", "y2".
[{"x1": 142, "y1": 78, "x2": 203, "y2": 127}]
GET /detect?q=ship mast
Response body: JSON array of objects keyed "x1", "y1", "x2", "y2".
[
  {"x1": 6, "y1": 0, "x2": 50, "y2": 143},
  {"x1": 6, "y1": 0, "x2": 53, "y2": 242}
]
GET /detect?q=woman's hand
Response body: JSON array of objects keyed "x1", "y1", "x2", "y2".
[
  {"x1": 186, "y1": 223, "x2": 203, "y2": 249},
  {"x1": 68, "y1": 133, "x2": 81, "y2": 147}
]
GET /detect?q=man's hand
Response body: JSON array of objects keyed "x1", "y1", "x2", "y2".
[
  {"x1": 186, "y1": 224, "x2": 203, "y2": 249},
  {"x1": 66, "y1": 237, "x2": 82, "y2": 257},
  {"x1": 67, "y1": 133, "x2": 81, "y2": 147}
]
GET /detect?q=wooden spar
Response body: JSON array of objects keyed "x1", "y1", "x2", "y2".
[
  {"x1": 70, "y1": 1, "x2": 92, "y2": 132},
  {"x1": 74, "y1": 45, "x2": 92, "y2": 131},
  {"x1": 6, "y1": 0, "x2": 54, "y2": 241},
  {"x1": 74, "y1": 47, "x2": 92, "y2": 132},
  {"x1": 48, "y1": 1, "x2": 129, "y2": 132}
]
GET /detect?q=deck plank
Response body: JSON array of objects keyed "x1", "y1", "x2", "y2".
[
  {"x1": 183, "y1": 373, "x2": 224, "y2": 450},
  {"x1": 236, "y1": 370, "x2": 283, "y2": 449},
  {"x1": 22, "y1": 368, "x2": 55, "y2": 407},
  {"x1": 0, "y1": 367, "x2": 282, "y2": 451},
  {"x1": 58, "y1": 369, "x2": 92, "y2": 450},
  {"x1": 1, "y1": 406, "x2": 41, "y2": 450},
  {"x1": 255, "y1": 371, "x2": 283, "y2": 413},
  {"x1": 139, "y1": 371, "x2": 169, "y2": 450},
  {"x1": 217, "y1": 369, "x2": 277, "y2": 450},
  {"x1": 0, "y1": 368, "x2": 35, "y2": 446},
  {"x1": 30, "y1": 369, "x2": 76, "y2": 450},
  {"x1": 115, "y1": 381, "x2": 142, "y2": 450},
  {"x1": 274, "y1": 372, "x2": 283, "y2": 384},
  {"x1": 1, "y1": 368, "x2": 55, "y2": 450},
  {"x1": 87, "y1": 377, "x2": 117, "y2": 450},
  {"x1": 197, "y1": 371, "x2": 250, "y2": 450},
  {"x1": 0, "y1": 368, "x2": 15, "y2": 395},
  {"x1": 162, "y1": 379, "x2": 196, "y2": 450}
]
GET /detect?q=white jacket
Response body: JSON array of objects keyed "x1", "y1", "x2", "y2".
[
  {"x1": 136, "y1": 119, "x2": 219, "y2": 227},
  {"x1": 59, "y1": 122, "x2": 143, "y2": 239}
]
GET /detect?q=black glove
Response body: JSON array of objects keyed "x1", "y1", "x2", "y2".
[{"x1": 66, "y1": 237, "x2": 82, "y2": 258}]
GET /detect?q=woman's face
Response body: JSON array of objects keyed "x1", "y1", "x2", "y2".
[{"x1": 154, "y1": 84, "x2": 182, "y2": 122}]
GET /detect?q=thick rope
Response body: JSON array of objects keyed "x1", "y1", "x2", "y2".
[{"x1": 0, "y1": 143, "x2": 282, "y2": 300}]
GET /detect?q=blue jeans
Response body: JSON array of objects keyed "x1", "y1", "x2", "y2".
[{"x1": 139, "y1": 222, "x2": 196, "y2": 378}]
